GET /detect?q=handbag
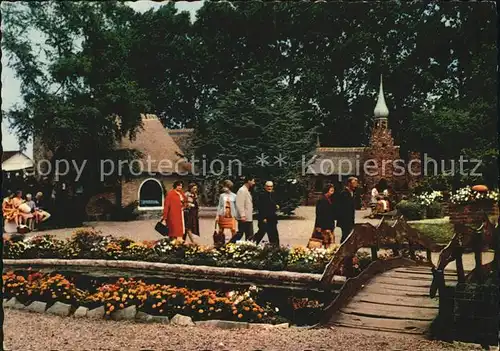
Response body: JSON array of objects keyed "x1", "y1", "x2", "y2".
[
  {"x1": 307, "y1": 228, "x2": 324, "y2": 249},
  {"x1": 155, "y1": 219, "x2": 169, "y2": 237}
]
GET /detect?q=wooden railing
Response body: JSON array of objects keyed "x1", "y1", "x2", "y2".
[
  {"x1": 320, "y1": 214, "x2": 438, "y2": 286},
  {"x1": 430, "y1": 213, "x2": 499, "y2": 298}
]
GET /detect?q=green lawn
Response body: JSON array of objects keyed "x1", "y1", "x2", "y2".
[{"x1": 409, "y1": 222, "x2": 455, "y2": 244}]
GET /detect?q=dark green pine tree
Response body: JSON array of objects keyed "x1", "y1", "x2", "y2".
[{"x1": 193, "y1": 69, "x2": 317, "y2": 214}]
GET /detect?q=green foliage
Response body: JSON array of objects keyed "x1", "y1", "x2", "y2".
[
  {"x1": 409, "y1": 223, "x2": 454, "y2": 244},
  {"x1": 2, "y1": 1, "x2": 150, "y2": 199},
  {"x1": 396, "y1": 200, "x2": 425, "y2": 220},
  {"x1": 411, "y1": 175, "x2": 452, "y2": 194},
  {"x1": 426, "y1": 201, "x2": 444, "y2": 219},
  {"x1": 3, "y1": 1, "x2": 497, "y2": 196},
  {"x1": 193, "y1": 69, "x2": 316, "y2": 214}
]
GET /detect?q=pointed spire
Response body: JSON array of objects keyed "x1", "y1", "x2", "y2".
[
  {"x1": 316, "y1": 133, "x2": 321, "y2": 147},
  {"x1": 374, "y1": 74, "x2": 389, "y2": 119}
]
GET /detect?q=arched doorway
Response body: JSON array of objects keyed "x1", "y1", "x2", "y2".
[{"x1": 138, "y1": 178, "x2": 164, "y2": 210}]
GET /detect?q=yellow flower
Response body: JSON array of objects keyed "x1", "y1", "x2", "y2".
[{"x1": 198, "y1": 309, "x2": 204, "y2": 313}]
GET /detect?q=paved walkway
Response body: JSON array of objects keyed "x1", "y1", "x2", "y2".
[{"x1": 16, "y1": 207, "x2": 493, "y2": 272}]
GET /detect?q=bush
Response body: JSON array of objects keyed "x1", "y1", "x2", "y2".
[
  {"x1": 396, "y1": 200, "x2": 425, "y2": 220},
  {"x1": 110, "y1": 201, "x2": 140, "y2": 221},
  {"x1": 426, "y1": 201, "x2": 444, "y2": 219}
]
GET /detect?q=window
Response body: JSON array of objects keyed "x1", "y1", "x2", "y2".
[{"x1": 138, "y1": 178, "x2": 164, "y2": 210}]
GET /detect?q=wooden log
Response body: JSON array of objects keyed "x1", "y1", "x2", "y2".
[
  {"x1": 360, "y1": 286, "x2": 434, "y2": 298},
  {"x1": 352, "y1": 293, "x2": 439, "y2": 309},
  {"x1": 340, "y1": 302, "x2": 438, "y2": 321},
  {"x1": 3, "y1": 259, "x2": 345, "y2": 291},
  {"x1": 331, "y1": 312, "x2": 430, "y2": 335},
  {"x1": 371, "y1": 276, "x2": 433, "y2": 288},
  {"x1": 381, "y1": 271, "x2": 458, "y2": 282}
]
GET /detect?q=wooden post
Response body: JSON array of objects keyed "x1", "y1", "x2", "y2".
[
  {"x1": 408, "y1": 240, "x2": 416, "y2": 260},
  {"x1": 370, "y1": 246, "x2": 378, "y2": 261},
  {"x1": 473, "y1": 231, "x2": 483, "y2": 283},
  {"x1": 455, "y1": 248, "x2": 466, "y2": 283},
  {"x1": 343, "y1": 255, "x2": 354, "y2": 278}
]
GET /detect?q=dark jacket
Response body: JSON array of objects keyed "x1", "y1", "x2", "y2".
[
  {"x1": 258, "y1": 191, "x2": 278, "y2": 222},
  {"x1": 335, "y1": 188, "x2": 356, "y2": 228},
  {"x1": 314, "y1": 195, "x2": 336, "y2": 230}
]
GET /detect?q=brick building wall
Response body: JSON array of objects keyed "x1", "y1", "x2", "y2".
[
  {"x1": 449, "y1": 200, "x2": 499, "y2": 227},
  {"x1": 363, "y1": 122, "x2": 401, "y2": 193}
]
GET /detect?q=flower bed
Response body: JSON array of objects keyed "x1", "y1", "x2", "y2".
[
  {"x1": 3, "y1": 229, "x2": 344, "y2": 274},
  {"x1": 448, "y1": 187, "x2": 499, "y2": 226},
  {"x1": 3, "y1": 270, "x2": 326, "y2": 325}
]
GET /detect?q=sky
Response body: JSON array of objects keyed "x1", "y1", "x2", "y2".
[{"x1": 1, "y1": 1, "x2": 204, "y2": 159}]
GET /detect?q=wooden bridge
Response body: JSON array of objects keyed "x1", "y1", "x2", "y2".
[{"x1": 317, "y1": 212, "x2": 498, "y2": 339}]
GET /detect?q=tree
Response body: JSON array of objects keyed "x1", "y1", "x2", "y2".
[
  {"x1": 2, "y1": 1, "x2": 150, "y2": 223},
  {"x1": 193, "y1": 69, "x2": 317, "y2": 214}
]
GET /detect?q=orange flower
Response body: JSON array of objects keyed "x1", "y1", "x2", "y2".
[
  {"x1": 244, "y1": 307, "x2": 250, "y2": 311},
  {"x1": 152, "y1": 304, "x2": 157, "y2": 309},
  {"x1": 198, "y1": 309, "x2": 204, "y2": 313},
  {"x1": 237, "y1": 314, "x2": 243, "y2": 319},
  {"x1": 109, "y1": 305, "x2": 115, "y2": 312},
  {"x1": 119, "y1": 303, "x2": 124, "y2": 309},
  {"x1": 257, "y1": 314, "x2": 262, "y2": 319},
  {"x1": 232, "y1": 310, "x2": 237, "y2": 315}
]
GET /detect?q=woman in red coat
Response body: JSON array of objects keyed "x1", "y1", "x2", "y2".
[{"x1": 163, "y1": 181, "x2": 187, "y2": 239}]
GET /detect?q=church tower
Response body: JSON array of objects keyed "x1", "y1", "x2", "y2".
[{"x1": 364, "y1": 75, "x2": 401, "y2": 193}]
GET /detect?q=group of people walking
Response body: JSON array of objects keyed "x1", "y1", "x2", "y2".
[
  {"x1": 161, "y1": 175, "x2": 361, "y2": 249},
  {"x1": 2, "y1": 190, "x2": 51, "y2": 232},
  {"x1": 161, "y1": 176, "x2": 281, "y2": 246}
]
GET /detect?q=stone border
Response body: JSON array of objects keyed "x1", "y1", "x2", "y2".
[{"x1": 3, "y1": 297, "x2": 291, "y2": 330}]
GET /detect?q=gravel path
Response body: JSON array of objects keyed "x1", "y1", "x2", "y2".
[{"x1": 3, "y1": 309, "x2": 481, "y2": 351}]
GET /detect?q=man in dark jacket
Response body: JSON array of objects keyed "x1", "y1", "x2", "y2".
[
  {"x1": 336, "y1": 177, "x2": 359, "y2": 244},
  {"x1": 253, "y1": 181, "x2": 280, "y2": 245}
]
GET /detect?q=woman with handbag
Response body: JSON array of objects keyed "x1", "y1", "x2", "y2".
[
  {"x1": 312, "y1": 183, "x2": 337, "y2": 248},
  {"x1": 162, "y1": 181, "x2": 187, "y2": 240},
  {"x1": 215, "y1": 180, "x2": 237, "y2": 244}
]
